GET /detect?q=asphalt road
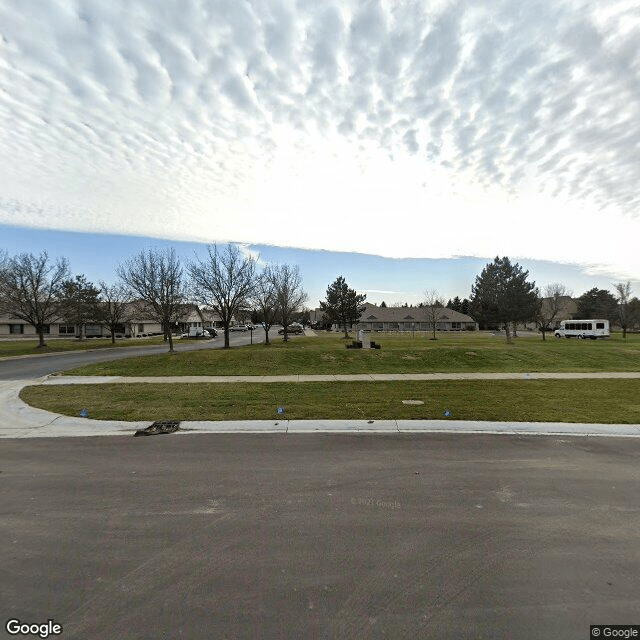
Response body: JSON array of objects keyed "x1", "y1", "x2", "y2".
[
  {"x1": 2, "y1": 433, "x2": 639, "y2": 639},
  {"x1": 0, "y1": 330, "x2": 265, "y2": 379}
]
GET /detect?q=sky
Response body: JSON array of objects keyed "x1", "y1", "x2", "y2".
[
  {"x1": 0, "y1": 224, "x2": 623, "y2": 309},
  {"x1": 1, "y1": 0, "x2": 639, "y2": 305}
]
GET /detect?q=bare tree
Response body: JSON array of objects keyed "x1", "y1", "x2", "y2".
[
  {"x1": 424, "y1": 289, "x2": 445, "y2": 340},
  {"x1": 251, "y1": 266, "x2": 278, "y2": 345},
  {"x1": 188, "y1": 244, "x2": 256, "y2": 348},
  {"x1": 0, "y1": 251, "x2": 69, "y2": 347},
  {"x1": 117, "y1": 248, "x2": 185, "y2": 353},
  {"x1": 536, "y1": 283, "x2": 571, "y2": 341},
  {"x1": 271, "y1": 264, "x2": 307, "y2": 342},
  {"x1": 614, "y1": 281, "x2": 632, "y2": 339},
  {"x1": 99, "y1": 281, "x2": 131, "y2": 344}
]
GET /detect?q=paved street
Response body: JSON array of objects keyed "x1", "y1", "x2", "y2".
[
  {"x1": 3, "y1": 336, "x2": 640, "y2": 639},
  {"x1": 0, "y1": 331, "x2": 263, "y2": 379},
  {"x1": 2, "y1": 433, "x2": 640, "y2": 639}
]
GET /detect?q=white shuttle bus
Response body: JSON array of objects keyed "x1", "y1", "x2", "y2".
[{"x1": 554, "y1": 319, "x2": 610, "y2": 340}]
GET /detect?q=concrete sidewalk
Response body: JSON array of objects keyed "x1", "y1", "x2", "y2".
[
  {"x1": 41, "y1": 371, "x2": 640, "y2": 384},
  {"x1": 3, "y1": 374, "x2": 640, "y2": 439}
]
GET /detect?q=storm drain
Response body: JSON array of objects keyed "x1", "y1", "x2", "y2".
[{"x1": 134, "y1": 420, "x2": 180, "y2": 437}]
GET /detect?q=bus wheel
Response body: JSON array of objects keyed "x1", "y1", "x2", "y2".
[{"x1": 577, "y1": 334, "x2": 584, "y2": 339}]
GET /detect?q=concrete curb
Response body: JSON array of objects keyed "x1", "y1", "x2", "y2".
[{"x1": 4, "y1": 377, "x2": 640, "y2": 439}]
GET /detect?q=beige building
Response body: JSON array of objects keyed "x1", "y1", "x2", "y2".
[
  {"x1": 0, "y1": 302, "x2": 224, "y2": 339},
  {"x1": 314, "y1": 303, "x2": 477, "y2": 332}
]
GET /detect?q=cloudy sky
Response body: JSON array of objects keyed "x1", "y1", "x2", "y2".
[{"x1": 1, "y1": 0, "x2": 640, "y2": 290}]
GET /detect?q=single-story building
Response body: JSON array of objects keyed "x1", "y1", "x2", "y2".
[
  {"x1": 0, "y1": 301, "x2": 224, "y2": 339},
  {"x1": 313, "y1": 303, "x2": 477, "y2": 333}
]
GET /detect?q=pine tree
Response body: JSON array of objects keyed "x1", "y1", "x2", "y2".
[
  {"x1": 470, "y1": 256, "x2": 539, "y2": 342},
  {"x1": 320, "y1": 276, "x2": 366, "y2": 338}
]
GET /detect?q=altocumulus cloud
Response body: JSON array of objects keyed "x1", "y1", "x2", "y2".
[{"x1": 1, "y1": 0, "x2": 640, "y2": 279}]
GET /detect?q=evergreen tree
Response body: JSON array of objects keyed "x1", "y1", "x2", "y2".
[
  {"x1": 59, "y1": 274, "x2": 101, "y2": 340},
  {"x1": 470, "y1": 256, "x2": 539, "y2": 342},
  {"x1": 320, "y1": 276, "x2": 366, "y2": 338},
  {"x1": 576, "y1": 288, "x2": 618, "y2": 323}
]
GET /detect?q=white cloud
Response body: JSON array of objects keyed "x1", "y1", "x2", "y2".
[{"x1": 1, "y1": 0, "x2": 639, "y2": 280}]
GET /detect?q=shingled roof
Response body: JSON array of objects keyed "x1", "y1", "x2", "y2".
[{"x1": 357, "y1": 303, "x2": 475, "y2": 323}]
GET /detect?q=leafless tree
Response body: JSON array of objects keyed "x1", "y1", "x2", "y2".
[
  {"x1": 251, "y1": 266, "x2": 279, "y2": 345},
  {"x1": 424, "y1": 289, "x2": 445, "y2": 340},
  {"x1": 99, "y1": 281, "x2": 132, "y2": 344},
  {"x1": 271, "y1": 264, "x2": 307, "y2": 342},
  {"x1": 117, "y1": 248, "x2": 185, "y2": 353},
  {"x1": 536, "y1": 283, "x2": 571, "y2": 341},
  {"x1": 0, "y1": 251, "x2": 69, "y2": 347},
  {"x1": 614, "y1": 281, "x2": 632, "y2": 338},
  {"x1": 188, "y1": 244, "x2": 256, "y2": 348}
]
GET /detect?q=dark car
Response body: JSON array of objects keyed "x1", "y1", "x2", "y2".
[{"x1": 278, "y1": 323, "x2": 304, "y2": 335}]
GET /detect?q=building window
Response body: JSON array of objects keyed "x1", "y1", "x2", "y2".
[
  {"x1": 59, "y1": 325, "x2": 75, "y2": 335},
  {"x1": 85, "y1": 324, "x2": 102, "y2": 336},
  {"x1": 9, "y1": 324, "x2": 24, "y2": 334},
  {"x1": 138, "y1": 324, "x2": 144, "y2": 333}
]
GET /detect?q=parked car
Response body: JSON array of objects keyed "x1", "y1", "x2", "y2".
[
  {"x1": 230, "y1": 324, "x2": 248, "y2": 332},
  {"x1": 278, "y1": 323, "x2": 304, "y2": 335},
  {"x1": 181, "y1": 328, "x2": 214, "y2": 339}
]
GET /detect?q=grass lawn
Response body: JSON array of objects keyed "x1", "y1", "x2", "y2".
[
  {"x1": 19, "y1": 379, "x2": 640, "y2": 423},
  {"x1": 0, "y1": 336, "x2": 167, "y2": 358},
  {"x1": 62, "y1": 331, "x2": 640, "y2": 376}
]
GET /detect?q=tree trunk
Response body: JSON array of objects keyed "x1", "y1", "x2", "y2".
[
  {"x1": 264, "y1": 327, "x2": 270, "y2": 345},
  {"x1": 168, "y1": 332, "x2": 174, "y2": 353},
  {"x1": 504, "y1": 322, "x2": 512, "y2": 344},
  {"x1": 224, "y1": 327, "x2": 230, "y2": 348},
  {"x1": 342, "y1": 315, "x2": 349, "y2": 339},
  {"x1": 37, "y1": 329, "x2": 46, "y2": 348},
  {"x1": 541, "y1": 328, "x2": 546, "y2": 341}
]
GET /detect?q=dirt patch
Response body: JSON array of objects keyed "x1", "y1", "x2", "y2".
[{"x1": 320, "y1": 354, "x2": 337, "y2": 361}]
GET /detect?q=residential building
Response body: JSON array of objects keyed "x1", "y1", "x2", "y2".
[{"x1": 313, "y1": 303, "x2": 477, "y2": 332}]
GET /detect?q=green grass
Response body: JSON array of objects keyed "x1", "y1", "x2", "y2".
[
  {"x1": 19, "y1": 379, "x2": 640, "y2": 424},
  {"x1": 62, "y1": 331, "x2": 640, "y2": 376},
  {"x1": 0, "y1": 336, "x2": 167, "y2": 358}
]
